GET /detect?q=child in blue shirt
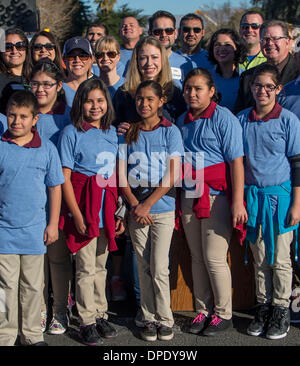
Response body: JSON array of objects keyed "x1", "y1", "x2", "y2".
[
  {"x1": 58, "y1": 78, "x2": 123, "y2": 346},
  {"x1": 118, "y1": 80, "x2": 184, "y2": 342},
  {"x1": 0, "y1": 91, "x2": 64, "y2": 346},
  {"x1": 237, "y1": 63, "x2": 300, "y2": 340},
  {"x1": 29, "y1": 59, "x2": 73, "y2": 335}
]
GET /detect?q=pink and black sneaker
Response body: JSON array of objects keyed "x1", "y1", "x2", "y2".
[{"x1": 202, "y1": 314, "x2": 233, "y2": 336}]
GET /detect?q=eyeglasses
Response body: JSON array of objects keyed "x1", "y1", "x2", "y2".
[
  {"x1": 5, "y1": 42, "x2": 27, "y2": 52},
  {"x1": 29, "y1": 81, "x2": 57, "y2": 89},
  {"x1": 152, "y1": 28, "x2": 175, "y2": 36},
  {"x1": 252, "y1": 83, "x2": 278, "y2": 92},
  {"x1": 182, "y1": 27, "x2": 202, "y2": 34},
  {"x1": 260, "y1": 36, "x2": 288, "y2": 44},
  {"x1": 33, "y1": 43, "x2": 56, "y2": 51},
  {"x1": 240, "y1": 23, "x2": 261, "y2": 30},
  {"x1": 64, "y1": 54, "x2": 90, "y2": 62},
  {"x1": 95, "y1": 51, "x2": 118, "y2": 59}
]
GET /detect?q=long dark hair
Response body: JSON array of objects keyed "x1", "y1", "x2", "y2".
[
  {"x1": 183, "y1": 68, "x2": 220, "y2": 104},
  {"x1": 125, "y1": 80, "x2": 164, "y2": 145},
  {"x1": 250, "y1": 63, "x2": 282, "y2": 87},
  {"x1": 70, "y1": 78, "x2": 115, "y2": 131},
  {"x1": 24, "y1": 30, "x2": 65, "y2": 81},
  {"x1": 0, "y1": 28, "x2": 29, "y2": 77},
  {"x1": 208, "y1": 28, "x2": 247, "y2": 67}
]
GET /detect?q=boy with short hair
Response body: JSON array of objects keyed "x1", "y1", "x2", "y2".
[{"x1": 0, "y1": 90, "x2": 65, "y2": 346}]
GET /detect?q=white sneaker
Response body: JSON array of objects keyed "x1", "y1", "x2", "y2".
[{"x1": 47, "y1": 313, "x2": 69, "y2": 335}]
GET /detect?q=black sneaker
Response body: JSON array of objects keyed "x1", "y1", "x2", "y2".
[
  {"x1": 96, "y1": 318, "x2": 118, "y2": 338},
  {"x1": 188, "y1": 312, "x2": 210, "y2": 334},
  {"x1": 247, "y1": 303, "x2": 271, "y2": 337},
  {"x1": 202, "y1": 315, "x2": 233, "y2": 336},
  {"x1": 157, "y1": 324, "x2": 174, "y2": 341},
  {"x1": 80, "y1": 323, "x2": 103, "y2": 346},
  {"x1": 266, "y1": 306, "x2": 290, "y2": 340},
  {"x1": 140, "y1": 322, "x2": 157, "y2": 342}
]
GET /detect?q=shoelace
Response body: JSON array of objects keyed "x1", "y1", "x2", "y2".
[
  {"x1": 210, "y1": 315, "x2": 223, "y2": 327},
  {"x1": 269, "y1": 308, "x2": 288, "y2": 328},
  {"x1": 192, "y1": 313, "x2": 206, "y2": 324}
]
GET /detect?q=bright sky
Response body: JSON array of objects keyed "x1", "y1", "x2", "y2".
[{"x1": 86, "y1": 0, "x2": 252, "y2": 15}]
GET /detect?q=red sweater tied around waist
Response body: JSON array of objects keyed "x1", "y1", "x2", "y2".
[
  {"x1": 59, "y1": 171, "x2": 119, "y2": 253},
  {"x1": 175, "y1": 162, "x2": 247, "y2": 245}
]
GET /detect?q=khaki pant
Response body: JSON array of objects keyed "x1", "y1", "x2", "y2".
[
  {"x1": 42, "y1": 230, "x2": 72, "y2": 314},
  {"x1": 0, "y1": 254, "x2": 44, "y2": 346},
  {"x1": 181, "y1": 194, "x2": 233, "y2": 319},
  {"x1": 129, "y1": 211, "x2": 175, "y2": 328},
  {"x1": 75, "y1": 229, "x2": 109, "y2": 326},
  {"x1": 249, "y1": 225, "x2": 293, "y2": 308}
]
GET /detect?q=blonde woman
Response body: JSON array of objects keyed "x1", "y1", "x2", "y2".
[
  {"x1": 94, "y1": 36, "x2": 125, "y2": 99},
  {"x1": 113, "y1": 36, "x2": 186, "y2": 126}
]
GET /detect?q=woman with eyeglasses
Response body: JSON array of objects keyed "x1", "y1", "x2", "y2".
[
  {"x1": 207, "y1": 28, "x2": 247, "y2": 112},
  {"x1": 237, "y1": 63, "x2": 300, "y2": 340},
  {"x1": 29, "y1": 58, "x2": 72, "y2": 336},
  {"x1": 24, "y1": 30, "x2": 66, "y2": 82},
  {"x1": 0, "y1": 28, "x2": 29, "y2": 115},
  {"x1": 94, "y1": 36, "x2": 125, "y2": 100},
  {"x1": 62, "y1": 37, "x2": 94, "y2": 108}
]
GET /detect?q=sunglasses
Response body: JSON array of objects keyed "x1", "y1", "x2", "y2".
[
  {"x1": 152, "y1": 28, "x2": 175, "y2": 36},
  {"x1": 5, "y1": 42, "x2": 27, "y2": 52},
  {"x1": 240, "y1": 23, "x2": 261, "y2": 30},
  {"x1": 182, "y1": 27, "x2": 202, "y2": 34},
  {"x1": 95, "y1": 51, "x2": 118, "y2": 59},
  {"x1": 33, "y1": 43, "x2": 56, "y2": 51},
  {"x1": 64, "y1": 54, "x2": 90, "y2": 62}
]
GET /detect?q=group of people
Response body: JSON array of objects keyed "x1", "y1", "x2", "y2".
[{"x1": 0, "y1": 7, "x2": 300, "y2": 347}]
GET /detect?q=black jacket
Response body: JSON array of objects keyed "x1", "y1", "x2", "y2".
[
  {"x1": 112, "y1": 83, "x2": 186, "y2": 126},
  {"x1": 234, "y1": 53, "x2": 300, "y2": 114}
]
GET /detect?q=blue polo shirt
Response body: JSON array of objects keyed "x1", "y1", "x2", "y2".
[
  {"x1": 278, "y1": 77, "x2": 300, "y2": 119},
  {"x1": 118, "y1": 118, "x2": 184, "y2": 213},
  {"x1": 210, "y1": 67, "x2": 242, "y2": 112},
  {"x1": 62, "y1": 83, "x2": 77, "y2": 108},
  {"x1": 58, "y1": 122, "x2": 118, "y2": 228},
  {"x1": 177, "y1": 48, "x2": 214, "y2": 72},
  {"x1": 169, "y1": 51, "x2": 193, "y2": 89},
  {"x1": 237, "y1": 103, "x2": 300, "y2": 188},
  {"x1": 0, "y1": 131, "x2": 65, "y2": 255},
  {"x1": 0, "y1": 113, "x2": 7, "y2": 135},
  {"x1": 176, "y1": 102, "x2": 244, "y2": 194},
  {"x1": 37, "y1": 103, "x2": 71, "y2": 146},
  {"x1": 108, "y1": 76, "x2": 125, "y2": 100}
]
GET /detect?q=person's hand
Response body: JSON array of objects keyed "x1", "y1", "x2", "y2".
[
  {"x1": 287, "y1": 204, "x2": 300, "y2": 227},
  {"x1": 117, "y1": 122, "x2": 130, "y2": 136},
  {"x1": 231, "y1": 202, "x2": 248, "y2": 228},
  {"x1": 131, "y1": 203, "x2": 154, "y2": 225},
  {"x1": 115, "y1": 219, "x2": 125, "y2": 235},
  {"x1": 44, "y1": 224, "x2": 59, "y2": 246},
  {"x1": 74, "y1": 213, "x2": 87, "y2": 236}
]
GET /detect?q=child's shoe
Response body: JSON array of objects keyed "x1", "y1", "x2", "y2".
[
  {"x1": 188, "y1": 312, "x2": 210, "y2": 334},
  {"x1": 266, "y1": 306, "x2": 290, "y2": 340},
  {"x1": 157, "y1": 324, "x2": 174, "y2": 341},
  {"x1": 96, "y1": 317, "x2": 117, "y2": 338},
  {"x1": 80, "y1": 324, "x2": 103, "y2": 346},
  {"x1": 140, "y1": 322, "x2": 158, "y2": 342},
  {"x1": 202, "y1": 314, "x2": 232, "y2": 336},
  {"x1": 48, "y1": 313, "x2": 69, "y2": 335}
]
